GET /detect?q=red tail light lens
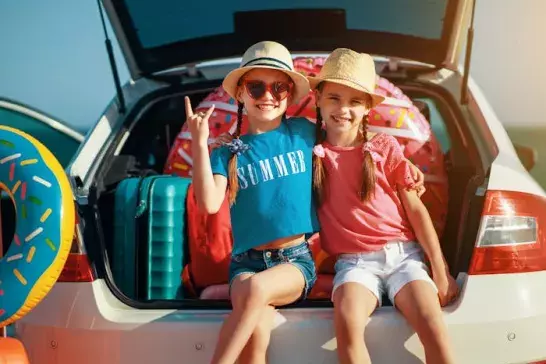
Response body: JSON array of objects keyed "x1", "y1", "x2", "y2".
[
  {"x1": 58, "y1": 209, "x2": 94, "y2": 282},
  {"x1": 469, "y1": 190, "x2": 546, "y2": 275},
  {"x1": 58, "y1": 253, "x2": 94, "y2": 282}
]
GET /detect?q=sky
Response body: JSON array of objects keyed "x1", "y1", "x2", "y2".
[
  {"x1": 0, "y1": 1, "x2": 545, "y2": 133},
  {"x1": 0, "y1": 0, "x2": 129, "y2": 133}
]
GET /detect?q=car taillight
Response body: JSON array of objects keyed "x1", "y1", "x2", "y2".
[
  {"x1": 57, "y1": 211, "x2": 94, "y2": 282},
  {"x1": 58, "y1": 253, "x2": 94, "y2": 282},
  {"x1": 469, "y1": 190, "x2": 546, "y2": 275}
]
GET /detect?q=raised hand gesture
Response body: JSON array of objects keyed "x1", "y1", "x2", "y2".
[{"x1": 185, "y1": 96, "x2": 215, "y2": 145}]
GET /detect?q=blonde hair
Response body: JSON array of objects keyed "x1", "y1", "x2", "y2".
[
  {"x1": 312, "y1": 107, "x2": 327, "y2": 204},
  {"x1": 313, "y1": 83, "x2": 377, "y2": 205}
]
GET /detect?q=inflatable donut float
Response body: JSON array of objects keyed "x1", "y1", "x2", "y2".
[{"x1": 0, "y1": 125, "x2": 74, "y2": 328}]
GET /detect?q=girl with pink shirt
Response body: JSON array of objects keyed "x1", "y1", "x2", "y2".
[{"x1": 310, "y1": 48, "x2": 460, "y2": 364}]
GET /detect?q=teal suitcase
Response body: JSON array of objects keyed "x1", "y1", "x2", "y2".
[{"x1": 113, "y1": 175, "x2": 191, "y2": 300}]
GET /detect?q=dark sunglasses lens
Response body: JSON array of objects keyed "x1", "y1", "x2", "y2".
[
  {"x1": 246, "y1": 81, "x2": 266, "y2": 99},
  {"x1": 272, "y1": 82, "x2": 290, "y2": 100}
]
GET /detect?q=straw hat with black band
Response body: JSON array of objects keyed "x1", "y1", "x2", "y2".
[{"x1": 222, "y1": 41, "x2": 310, "y2": 104}]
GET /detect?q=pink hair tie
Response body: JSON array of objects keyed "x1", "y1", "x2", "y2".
[{"x1": 313, "y1": 144, "x2": 325, "y2": 158}]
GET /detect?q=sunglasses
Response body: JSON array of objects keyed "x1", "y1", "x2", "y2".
[{"x1": 242, "y1": 80, "x2": 293, "y2": 101}]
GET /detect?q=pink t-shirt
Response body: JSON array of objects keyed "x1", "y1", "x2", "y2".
[{"x1": 318, "y1": 133, "x2": 417, "y2": 255}]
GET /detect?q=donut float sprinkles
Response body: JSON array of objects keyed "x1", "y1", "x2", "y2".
[{"x1": 0, "y1": 125, "x2": 74, "y2": 328}]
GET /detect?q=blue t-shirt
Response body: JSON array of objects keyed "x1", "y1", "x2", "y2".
[{"x1": 210, "y1": 117, "x2": 320, "y2": 255}]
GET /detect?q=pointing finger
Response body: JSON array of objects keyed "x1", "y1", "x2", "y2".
[{"x1": 185, "y1": 96, "x2": 194, "y2": 117}]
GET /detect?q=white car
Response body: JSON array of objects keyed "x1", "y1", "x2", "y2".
[{"x1": 13, "y1": 0, "x2": 546, "y2": 363}]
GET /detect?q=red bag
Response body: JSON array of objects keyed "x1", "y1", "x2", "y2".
[{"x1": 182, "y1": 184, "x2": 233, "y2": 296}]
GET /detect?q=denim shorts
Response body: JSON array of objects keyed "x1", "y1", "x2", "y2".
[{"x1": 229, "y1": 241, "x2": 317, "y2": 302}]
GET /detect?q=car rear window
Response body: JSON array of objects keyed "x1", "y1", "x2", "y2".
[{"x1": 124, "y1": 0, "x2": 449, "y2": 49}]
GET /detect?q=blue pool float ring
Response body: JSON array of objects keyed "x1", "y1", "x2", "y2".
[{"x1": 0, "y1": 125, "x2": 74, "y2": 328}]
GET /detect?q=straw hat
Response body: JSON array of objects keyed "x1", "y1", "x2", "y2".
[
  {"x1": 222, "y1": 41, "x2": 310, "y2": 104},
  {"x1": 308, "y1": 48, "x2": 385, "y2": 107}
]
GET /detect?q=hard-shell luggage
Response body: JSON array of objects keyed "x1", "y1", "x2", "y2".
[{"x1": 113, "y1": 175, "x2": 190, "y2": 300}]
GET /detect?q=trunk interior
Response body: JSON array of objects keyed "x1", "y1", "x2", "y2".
[{"x1": 85, "y1": 74, "x2": 487, "y2": 309}]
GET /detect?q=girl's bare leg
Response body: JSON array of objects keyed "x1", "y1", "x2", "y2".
[
  {"x1": 333, "y1": 283, "x2": 378, "y2": 364},
  {"x1": 210, "y1": 264, "x2": 305, "y2": 364},
  {"x1": 394, "y1": 280, "x2": 455, "y2": 364},
  {"x1": 237, "y1": 305, "x2": 276, "y2": 364}
]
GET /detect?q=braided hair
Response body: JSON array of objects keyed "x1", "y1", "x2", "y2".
[
  {"x1": 357, "y1": 112, "x2": 377, "y2": 202},
  {"x1": 312, "y1": 107, "x2": 327, "y2": 205},
  {"x1": 227, "y1": 102, "x2": 244, "y2": 205}
]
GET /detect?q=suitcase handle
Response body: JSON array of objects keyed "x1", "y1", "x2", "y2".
[
  {"x1": 135, "y1": 175, "x2": 172, "y2": 218},
  {"x1": 135, "y1": 176, "x2": 158, "y2": 218}
]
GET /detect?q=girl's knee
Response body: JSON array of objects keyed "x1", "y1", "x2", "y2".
[
  {"x1": 232, "y1": 276, "x2": 269, "y2": 310},
  {"x1": 334, "y1": 292, "x2": 374, "y2": 320},
  {"x1": 334, "y1": 301, "x2": 368, "y2": 333},
  {"x1": 335, "y1": 296, "x2": 357, "y2": 321}
]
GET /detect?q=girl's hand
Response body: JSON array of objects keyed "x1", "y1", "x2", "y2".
[
  {"x1": 407, "y1": 161, "x2": 426, "y2": 197},
  {"x1": 185, "y1": 96, "x2": 215, "y2": 146},
  {"x1": 210, "y1": 133, "x2": 234, "y2": 150},
  {"x1": 432, "y1": 269, "x2": 460, "y2": 307}
]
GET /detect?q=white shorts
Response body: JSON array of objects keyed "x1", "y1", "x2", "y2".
[{"x1": 332, "y1": 241, "x2": 438, "y2": 307}]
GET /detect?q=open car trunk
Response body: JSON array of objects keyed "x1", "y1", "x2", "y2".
[
  {"x1": 88, "y1": 68, "x2": 486, "y2": 309},
  {"x1": 85, "y1": 0, "x2": 482, "y2": 310},
  {"x1": 102, "y1": 0, "x2": 472, "y2": 79}
]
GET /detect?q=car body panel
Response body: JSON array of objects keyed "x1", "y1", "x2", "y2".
[{"x1": 15, "y1": 270, "x2": 546, "y2": 364}]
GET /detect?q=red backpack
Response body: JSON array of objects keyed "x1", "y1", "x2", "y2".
[{"x1": 182, "y1": 184, "x2": 233, "y2": 296}]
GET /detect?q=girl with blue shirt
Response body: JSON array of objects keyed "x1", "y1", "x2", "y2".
[
  {"x1": 187, "y1": 41, "x2": 318, "y2": 364},
  {"x1": 189, "y1": 41, "x2": 426, "y2": 364}
]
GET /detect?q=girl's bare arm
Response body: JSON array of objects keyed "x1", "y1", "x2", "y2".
[
  {"x1": 186, "y1": 96, "x2": 228, "y2": 213},
  {"x1": 191, "y1": 141, "x2": 228, "y2": 214}
]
